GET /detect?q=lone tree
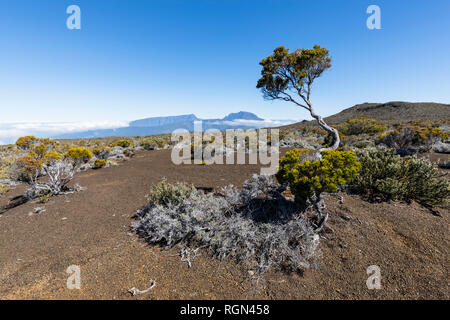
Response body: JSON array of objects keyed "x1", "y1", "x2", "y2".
[{"x1": 257, "y1": 45, "x2": 339, "y2": 152}]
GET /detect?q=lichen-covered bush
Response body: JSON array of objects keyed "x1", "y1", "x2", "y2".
[
  {"x1": 133, "y1": 175, "x2": 319, "y2": 276},
  {"x1": 110, "y1": 139, "x2": 133, "y2": 148},
  {"x1": 276, "y1": 148, "x2": 361, "y2": 199},
  {"x1": 352, "y1": 148, "x2": 449, "y2": 205}
]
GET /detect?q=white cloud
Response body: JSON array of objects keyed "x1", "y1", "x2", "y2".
[
  {"x1": 0, "y1": 120, "x2": 129, "y2": 144},
  {"x1": 212, "y1": 119, "x2": 298, "y2": 127}
]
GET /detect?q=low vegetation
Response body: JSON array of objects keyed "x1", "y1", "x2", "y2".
[
  {"x1": 352, "y1": 148, "x2": 449, "y2": 206},
  {"x1": 133, "y1": 175, "x2": 319, "y2": 277}
]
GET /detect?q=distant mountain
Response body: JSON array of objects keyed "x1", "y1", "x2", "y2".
[
  {"x1": 52, "y1": 111, "x2": 287, "y2": 140},
  {"x1": 129, "y1": 114, "x2": 199, "y2": 127},
  {"x1": 223, "y1": 111, "x2": 263, "y2": 121}
]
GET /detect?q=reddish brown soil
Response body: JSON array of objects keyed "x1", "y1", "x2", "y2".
[{"x1": 0, "y1": 149, "x2": 448, "y2": 299}]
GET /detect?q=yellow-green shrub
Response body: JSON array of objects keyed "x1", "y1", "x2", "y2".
[
  {"x1": 110, "y1": 140, "x2": 133, "y2": 148},
  {"x1": 43, "y1": 151, "x2": 63, "y2": 165},
  {"x1": 64, "y1": 147, "x2": 93, "y2": 165},
  {"x1": 15, "y1": 155, "x2": 42, "y2": 182},
  {"x1": 32, "y1": 144, "x2": 48, "y2": 159},
  {"x1": 93, "y1": 159, "x2": 107, "y2": 169},
  {"x1": 15, "y1": 136, "x2": 39, "y2": 150},
  {"x1": 0, "y1": 184, "x2": 10, "y2": 195},
  {"x1": 338, "y1": 117, "x2": 386, "y2": 136},
  {"x1": 276, "y1": 149, "x2": 361, "y2": 198}
]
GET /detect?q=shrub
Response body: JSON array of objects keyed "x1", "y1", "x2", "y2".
[
  {"x1": 110, "y1": 140, "x2": 133, "y2": 148},
  {"x1": 15, "y1": 136, "x2": 38, "y2": 150},
  {"x1": 354, "y1": 140, "x2": 375, "y2": 149},
  {"x1": 0, "y1": 157, "x2": 14, "y2": 179},
  {"x1": 0, "y1": 184, "x2": 10, "y2": 195},
  {"x1": 133, "y1": 175, "x2": 319, "y2": 276},
  {"x1": 92, "y1": 146, "x2": 111, "y2": 159},
  {"x1": 140, "y1": 137, "x2": 167, "y2": 150},
  {"x1": 15, "y1": 136, "x2": 56, "y2": 150},
  {"x1": 338, "y1": 117, "x2": 386, "y2": 136},
  {"x1": 146, "y1": 178, "x2": 194, "y2": 206},
  {"x1": 379, "y1": 126, "x2": 449, "y2": 149},
  {"x1": 32, "y1": 144, "x2": 48, "y2": 159},
  {"x1": 64, "y1": 147, "x2": 93, "y2": 166},
  {"x1": 93, "y1": 159, "x2": 107, "y2": 169},
  {"x1": 352, "y1": 148, "x2": 449, "y2": 205},
  {"x1": 43, "y1": 151, "x2": 63, "y2": 164},
  {"x1": 276, "y1": 149, "x2": 361, "y2": 199},
  {"x1": 123, "y1": 148, "x2": 135, "y2": 158},
  {"x1": 14, "y1": 155, "x2": 42, "y2": 183}
]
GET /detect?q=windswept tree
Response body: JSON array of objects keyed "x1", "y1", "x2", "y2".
[{"x1": 257, "y1": 45, "x2": 339, "y2": 152}]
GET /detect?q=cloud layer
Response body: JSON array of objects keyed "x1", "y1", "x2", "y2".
[{"x1": 0, "y1": 120, "x2": 130, "y2": 144}]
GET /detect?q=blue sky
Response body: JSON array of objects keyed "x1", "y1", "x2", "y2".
[{"x1": 0, "y1": 0, "x2": 449, "y2": 124}]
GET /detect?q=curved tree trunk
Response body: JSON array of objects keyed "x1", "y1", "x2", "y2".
[{"x1": 307, "y1": 103, "x2": 340, "y2": 156}]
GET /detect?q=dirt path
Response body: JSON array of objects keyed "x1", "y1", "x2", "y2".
[{"x1": 0, "y1": 150, "x2": 448, "y2": 299}]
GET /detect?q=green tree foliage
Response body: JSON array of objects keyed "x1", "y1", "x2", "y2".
[{"x1": 257, "y1": 45, "x2": 340, "y2": 150}]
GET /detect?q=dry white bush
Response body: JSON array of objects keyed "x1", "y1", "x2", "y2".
[
  {"x1": 25, "y1": 161, "x2": 78, "y2": 200},
  {"x1": 132, "y1": 175, "x2": 320, "y2": 276}
]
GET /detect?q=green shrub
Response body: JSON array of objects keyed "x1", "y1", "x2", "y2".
[
  {"x1": 140, "y1": 137, "x2": 167, "y2": 150},
  {"x1": 146, "y1": 178, "x2": 194, "y2": 206},
  {"x1": 110, "y1": 140, "x2": 133, "y2": 148},
  {"x1": 0, "y1": 184, "x2": 10, "y2": 195},
  {"x1": 338, "y1": 117, "x2": 386, "y2": 136},
  {"x1": 42, "y1": 151, "x2": 63, "y2": 165},
  {"x1": 353, "y1": 148, "x2": 449, "y2": 205},
  {"x1": 276, "y1": 149, "x2": 361, "y2": 199},
  {"x1": 93, "y1": 159, "x2": 107, "y2": 169}
]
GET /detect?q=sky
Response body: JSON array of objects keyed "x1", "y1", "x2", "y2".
[{"x1": 0, "y1": 0, "x2": 449, "y2": 127}]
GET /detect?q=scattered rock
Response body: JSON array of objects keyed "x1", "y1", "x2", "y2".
[
  {"x1": 433, "y1": 141, "x2": 450, "y2": 154},
  {"x1": 396, "y1": 147, "x2": 418, "y2": 157},
  {"x1": 439, "y1": 161, "x2": 450, "y2": 169},
  {"x1": 0, "y1": 179, "x2": 18, "y2": 187},
  {"x1": 77, "y1": 163, "x2": 93, "y2": 172}
]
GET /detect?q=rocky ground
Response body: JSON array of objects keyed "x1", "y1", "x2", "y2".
[{"x1": 0, "y1": 148, "x2": 448, "y2": 299}]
